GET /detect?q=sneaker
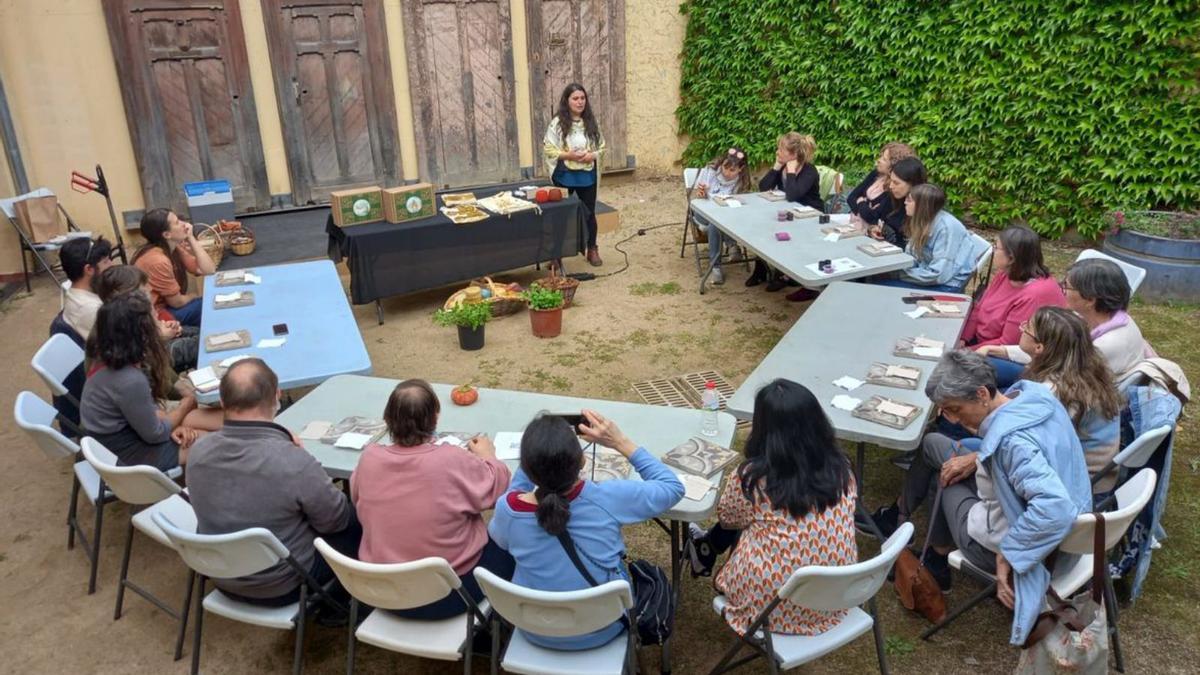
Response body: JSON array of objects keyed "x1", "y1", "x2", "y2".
[
  {"x1": 922, "y1": 550, "x2": 953, "y2": 593},
  {"x1": 710, "y1": 267, "x2": 725, "y2": 285},
  {"x1": 785, "y1": 288, "x2": 819, "y2": 302},
  {"x1": 687, "y1": 523, "x2": 717, "y2": 577},
  {"x1": 854, "y1": 502, "x2": 901, "y2": 539},
  {"x1": 765, "y1": 276, "x2": 786, "y2": 292}
]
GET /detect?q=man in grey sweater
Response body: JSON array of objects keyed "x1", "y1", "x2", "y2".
[{"x1": 185, "y1": 359, "x2": 360, "y2": 609}]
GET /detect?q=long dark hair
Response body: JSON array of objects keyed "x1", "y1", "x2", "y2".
[
  {"x1": 519, "y1": 414, "x2": 584, "y2": 535},
  {"x1": 739, "y1": 379, "x2": 852, "y2": 518},
  {"x1": 131, "y1": 208, "x2": 187, "y2": 292},
  {"x1": 904, "y1": 183, "x2": 947, "y2": 259},
  {"x1": 998, "y1": 225, "x2": 1050, "y2": 282},
  {"x1": 887, "y1": 156, "x2": 928, "y2": 219},
  {"x1": 706, "y1": 146, "x2": 753, "y2": 193},
  {"x1": 555, "y1": 83, "x2": 601, "y2": 147},
  {"x1": 92, "y1": 292, "x2": 173, "y2": 400}
]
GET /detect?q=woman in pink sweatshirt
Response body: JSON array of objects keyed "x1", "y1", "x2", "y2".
[
  {"x1": 961, "y1": 225, "x2": 1065, "y2": 386},
  {"x1": 351, "y1": 379, "x2": 513, "y2": 619}
]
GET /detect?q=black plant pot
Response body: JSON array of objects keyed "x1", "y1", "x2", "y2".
[{"x1": 457, "y1": 324, "x2": 485, "y2": 351}]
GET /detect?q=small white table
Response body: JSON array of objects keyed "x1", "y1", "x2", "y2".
[
  {"x1": 689, "y1": 193, "x2": 914, "y2": 292},
  {"x1": 196, "y1": 260, "x2": 371, "y2": 404}
]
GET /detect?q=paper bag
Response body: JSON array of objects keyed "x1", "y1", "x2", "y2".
[{"x1": 14, "y1": 195, "x2": 63, "y2": 242}]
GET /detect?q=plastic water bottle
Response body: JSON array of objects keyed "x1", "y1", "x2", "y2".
[{"x1": 701, "y1": 381, "x2": 720, "y2": 437}]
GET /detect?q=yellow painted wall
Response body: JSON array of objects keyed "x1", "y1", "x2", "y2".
[
  {"x1": 509, "y1": 0, "x2": 535, "y2": 170},
  {"x1": 238, "y1": 0, "x2": 292, "y2": 197},
  {"x1": 382, "y1": 0, "x2": 421, "y2": 181},
  {"x1": 624, "y1": 0, "x2": 689, "y2": 174}
]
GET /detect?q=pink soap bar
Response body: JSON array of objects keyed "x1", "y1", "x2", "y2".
[{"x1": 775, "y1": 232, "x2": 791, "y2": 241}]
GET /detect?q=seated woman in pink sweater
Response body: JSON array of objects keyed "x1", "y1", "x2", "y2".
[
  {"x1": 351, "y1": 379, "x2": 513, "y2": 619},
  {"x1": 960, "y1": 225, "x2": 1065, "y2": 386}
]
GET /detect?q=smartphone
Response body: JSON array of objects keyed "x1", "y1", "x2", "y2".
[
  {"x1": 549, "y1": 413, "x2": 586, "y2": 433},
  {"x1": 272, "y1": 323, "x2": 289, "y2": 336},
  {"x1": 902, "y1": 295, "x2": 936, "y2": 304}
]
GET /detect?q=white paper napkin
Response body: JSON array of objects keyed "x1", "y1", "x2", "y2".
[
  {"x1": 913, "y1": 346, "x2": 943, "y2": 357},
  {"x1": 905, "y1": 306, "x2": 930, "y2": 319},
  {"x1": 214, "y1": 291, "x2": 242, "y2": 303},
  {"x1": 833, "y1": 376, "x2": 864, "y2": 391},
  {"x1": 680, "y1": 473, "x2": 715, "y2": 501},
  {"x1": 823, "y1": 232, "x2": 840, "y2": 242},
  {"x1": 256, "y1": 337, "x2": 286, "y2": 348},
  {"x1": 245, "y1": 273, "x2": 262, "y2": 284},
  {"x1": 831, "y1": 395, "x2": 862, "y2": 411},
  {"x1": 334, "y1": 432, "x2": 372, "y2": 450}
]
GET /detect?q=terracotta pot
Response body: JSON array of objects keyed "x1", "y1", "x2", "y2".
[
  {"x1": 529, "y1": 306, "x2": 563, "y2": 338},
  {"x1": 457, "y1": 324, "x2": 485, "y2": 350}
]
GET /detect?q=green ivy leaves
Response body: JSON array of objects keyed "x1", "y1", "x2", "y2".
[{"x1": 676, "y1": 0, "x2": 1200, "y2": 239}]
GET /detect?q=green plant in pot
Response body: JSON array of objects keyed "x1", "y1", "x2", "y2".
[
  {"x1": 433, "y1": 301, "x2": 492, "y2": 351},
  {"x1": 523, "y1": 286, "x2": 564, "y2": 338}
]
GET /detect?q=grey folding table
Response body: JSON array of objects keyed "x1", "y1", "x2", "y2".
[
  {"x1": 727, "y1": 281, "x2": 970, "y2": 486},
  {"x1": 275, "y1": 374, "x2": 738, "y2": 673},
  {"x1": 689, "y1": 194, "x2": 915, "y2": 292}
]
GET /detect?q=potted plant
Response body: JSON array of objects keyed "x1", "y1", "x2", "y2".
[
  {"x1": 1104, "y1": 210, "x2": 1200, "y2": 302},
  {"x1": 433, "y1": 301, "x2": 492, "y2": 350},
  {"x1": 523, "y1": 285, "x2": 564, "y2": 338}
]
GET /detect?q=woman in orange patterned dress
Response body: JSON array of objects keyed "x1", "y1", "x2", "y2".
[{"x1": 690, "y1": 378, "x2": 858, "y2": 635}]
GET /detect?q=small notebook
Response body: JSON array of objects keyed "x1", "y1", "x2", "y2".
[
  {"x1": 213, "y1": 290, "x2": 255, "y2": 309},
  {"x1": 917, "y1": 300, "x2": 968, "y2": 318},
  {"x1": 865, "y1": 362, "x2": 923, "y2": 390},
  {"x1": 187, "y1": 366, "x2": 220, "y2": 393},
  {"x1": 204, "y1": 330, "x2": 251, "y2": 353},
  {"x1": 858, "y1": 241, "x2": 904, "y2": 257},
  {"x1": 893, "y1": 336, "x2": 946, "y2": 361},
  {"x1": 852, "y1": 396, "x2": 923, "y2": 430},
  {"x1": 788, "y1": 206, "x2": 822, "y2": 220},
  {"x1": 320, "y1": 416, "x2": 388, "y2": 445},
  {"x1": 215, "y1": 269, "x2": 258, "y2": 287},
  {"x1": 757, "y1": 190, "x2": 787, "y2": 202},
  {"x1": 662, "y1": 437, "x2": 740, "y2": 477},
  {"x1": 821, "y1": 224, "x2": 865, "y2": 240}
]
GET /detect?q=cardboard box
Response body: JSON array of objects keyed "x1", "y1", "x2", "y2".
[
  {"x1": 330, "y1": 186, "x2": 384, "y2": 227},
  {"x1": 382, "y1": 183, "x2": 436, "y2": 223},
  {"x1": 595, "y1": 200, "x2": 620, "y2": 234}
]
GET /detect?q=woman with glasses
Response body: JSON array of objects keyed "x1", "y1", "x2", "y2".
[
  {"x1": 963, "y1": 225, "x2": 1065, "y2": 387},
  {"x1": 1016, "y1": 307, "x2": 1122, "y2": 499},
  {"x1": 1059, "y1": 258, "x2": 1154, "y2": 382},
  {"x1": 693, "y1": 147, "x2": 753, "y2": 285}
]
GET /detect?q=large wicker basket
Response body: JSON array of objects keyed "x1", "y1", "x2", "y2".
[
  {"x1": 444, "y1": 277, "x2": 525, "y2": 316},
  {"x1": 532, "y1": 270, "x2": 579, "y2": 308},
  {"x1": 194, "y1": 223, "x2": 225, "y2": 268}
]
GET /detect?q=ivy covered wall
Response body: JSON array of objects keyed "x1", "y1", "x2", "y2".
[{"x1": 676, "y1": 1, "x2": 1200, "y2": 238}]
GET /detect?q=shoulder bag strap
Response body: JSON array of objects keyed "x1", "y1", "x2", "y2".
[
  {"x1": 1091, "y1": 513, "x2": 1107, "y2": 605},
  {"x1": 556, "y1": 530, "x2": 601, "y2": 587}
]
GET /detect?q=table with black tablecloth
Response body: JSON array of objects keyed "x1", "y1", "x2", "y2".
[{"x1": 326, "y1": 181, "x2": 585, "y2": 321}]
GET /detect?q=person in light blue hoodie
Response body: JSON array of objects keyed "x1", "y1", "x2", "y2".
[
  {"x1": 489, "y1": 411, "x2": 684, "y2": 650},
  {"x1": 873, "y1": 184, "x2": 980, "y2": 292},
  {"x1": 924, "y1": 350, "x2": 1091, "y2": 646}
]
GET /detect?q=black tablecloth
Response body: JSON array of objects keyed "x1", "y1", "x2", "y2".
[{"x1": 327, "y1": 181, "x2": 585, "y2": 304}]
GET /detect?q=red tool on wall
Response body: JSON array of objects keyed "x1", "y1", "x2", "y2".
[{"x1": 70, "y1": 164, "x2": 128, "y2": 264}]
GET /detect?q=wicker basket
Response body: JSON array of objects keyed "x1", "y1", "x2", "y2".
[
  {"x1": 444, "y1": 277, "x2": 525, "y2": 316},
  {"x1": 229, "y1": 226, "x2": 256, "y2": 256},
  {"x1": 194, "y1": 223, "x2": 225, "y2": 268},
  {"x1": 533, "y1": 270, "x2": 579, "y2": 308}
]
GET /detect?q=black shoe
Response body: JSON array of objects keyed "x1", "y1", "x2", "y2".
[
  {"x1": 314, "y1": 603, "x2": 350, "y2": 628},
  {"x1": 784, "y1": 277, "x2": 800, "y2": 287},
  {"x1": 745, "y1": 263, "x2": 767, "y2": 287},
  {"x1": 765, "y1": 276, "x2": 786, "y2": 292},
  {"x1": 922, "y1": 550, "x2": 953, "y2": 593},
  {"x1": 687, "y1": 523, "x2": 718, "y2": 577},
  {"x1": 854, "y1": 502, "x2": 901, "y2": 539}
]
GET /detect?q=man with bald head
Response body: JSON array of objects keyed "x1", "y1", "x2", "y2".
[{"x1": 185, "y1": 358, "x2": 360, "y2": 616}]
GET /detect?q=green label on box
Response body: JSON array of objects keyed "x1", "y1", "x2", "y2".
[{"x1": 339, "y1": 192, "x2": 383, "y2": 225}]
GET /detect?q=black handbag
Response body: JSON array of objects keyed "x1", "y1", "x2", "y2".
[{"x1": 556, "y1": 531, "x2": 676, "y2": 646}]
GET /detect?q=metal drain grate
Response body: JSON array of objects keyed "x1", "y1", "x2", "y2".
[{"x1": 633, "y1": 371, "x2": 750, "y2": 429}]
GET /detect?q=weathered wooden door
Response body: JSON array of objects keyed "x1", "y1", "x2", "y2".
[
  {"x1": 261, "y1": 0, "x2": 401, "y2": 204},
  {"x1": 403, "y1": 0, "x2": 520, "y2": 187},
  {"x1": 104, "y1": 0, "x2": 270, "y2": 214},
  {"x1": 525, "y1": 0, "x2": 627, "y2": 174}
]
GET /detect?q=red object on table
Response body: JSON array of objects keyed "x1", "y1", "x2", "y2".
[{"x1": 535, "y1": 188, "x2": 549, "y2": 203}]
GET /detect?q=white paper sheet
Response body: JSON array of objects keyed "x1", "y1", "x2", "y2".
[
  {"x1": 724, "y1": 200, "x2": 742, "y2": 209},
  {"x1": 219, "y1": 354, "x2": 253, "y2": 368},
  {"x1": 913, "y1": 346, "x2": 943, "y2": 358},
  {"x1": 298, "y1": 421, "x2": 332, "y2": 441},
  {"x1": 214, "y1": 292, "x2": 242, "y2": 303},
  {"x1": 493, "y1": 432, "x2": 524, "y2": 461},
  {"x1": 885, "y1": 365, "x2": 921, "y2": 380},
  {"x1": 680, "y1": 473, "x2": 715, "y2": 501},
  {"x1": 913, "y1": 336, "x2": 944, "y2": 349},
  {"x1": 878, "y1": 400, "x2": 917, "y2": 417},
  {"x1": 833, "y1": 376, "x2": 864, "y2": 391},
  {"x1": 188, "y1": 366, "x2": 219, "y2": 391},
  {"x1": 823, "y1": 232, "x2": 840, "y2": 242},
  {"x1": 334, "y1": 432, "x2": 373, "y2": 450},
  {"x1": 208, "y1": 331, "x2": 241, "y2": 346},
  {"x1": 905, "y1": 306, "x2": 930, "y2": 319},
  {"x1": 831, "y1": 395, "x2": 862, "y2": 411},
  {"x1": 806, "y1": 257, "x2": 864, "y2": 277},
  {"x1": 245, "y1": 273, "x2": 262, "y2": 284},
  {"x1": 256, "y1": 337, "x2": 287, "y2": 348}
]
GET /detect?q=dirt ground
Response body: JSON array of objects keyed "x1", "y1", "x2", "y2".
[{"x1": 1, "y1": 174, "x2": 1198, "y2": 674}]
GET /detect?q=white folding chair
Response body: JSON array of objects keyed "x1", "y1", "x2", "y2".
[
  {"x1": 14, "y1": 391, "x2": 113, "y2": 594},
  {"x1": 31, "y1": 333, "x2": 87, "y2": 434},
  {"x1": 680, "y1": 167, "x2": 706, "y2": 270},
  {"x1": 1091, "y1": 424, "x2": 1171, "y2": 491},
  {"x1": 923, "y1": 469, "x2": 1157, "y2": 673},
  {"x1": 474, "y1": 566, "x2": 638, "y2": 675},
  {"x1": 314, "y1": 539, "x2": 490, "y2": 674},
  {"x1": 0, "y1": 187, "x2": 68, "y2": 292},
  {"x1": 967, "y1": 233, "x2": 994, "y2": 293},
  {"x1": 708, "y1": 523, "x2": 913, "y2": 675},
  {"x1": 153, "y1": 512, "x2": 344, "y2": 675},
  {"x1": 1076, "y1": 249, "x2": 1147, "y2": 297},
  {"x1": 80, "y1": 437, "x2": 196, "y2": 660}
]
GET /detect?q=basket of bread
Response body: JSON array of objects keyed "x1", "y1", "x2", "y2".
[{"x1": 444, "y1": 277, "x2": 525, "y2": 316}]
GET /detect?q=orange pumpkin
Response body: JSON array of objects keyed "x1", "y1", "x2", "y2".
[{"x1": 450, "y1": 384, "x2": 478, "y2": 406}]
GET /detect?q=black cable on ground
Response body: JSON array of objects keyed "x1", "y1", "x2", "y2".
[{"x1": 566, "y1": 221, "x2": 682, "y2": 281}]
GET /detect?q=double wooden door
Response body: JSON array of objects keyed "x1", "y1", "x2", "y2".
[
  {"x1": 261, "y1": 0, "x2": 401, "y2": 204},
  {"x1": 103, "y1": 0, "x2": 270, "y2": 214},
  {"x1": 526, "y1": 0, "x2": 627, "y2": 173}
]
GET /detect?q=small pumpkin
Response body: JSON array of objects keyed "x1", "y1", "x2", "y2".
[{"x1": 450, "y1": 384, "x2": 478, "y2": 406}]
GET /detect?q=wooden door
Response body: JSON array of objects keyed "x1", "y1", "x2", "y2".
[
  {"x1": 403, "y1": 0, "x2": 520, "y2": 187},
  {"x1": 526, "y1": 0, "x2": 627, "y2": 174},
  {"x1": 261, "y1": 0, "x2": 401, "y2": 204},
  {"x1": 104, "y1": 0, "x2": 270, "y2": 214}
]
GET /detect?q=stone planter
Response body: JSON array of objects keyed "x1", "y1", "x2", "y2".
[{"x1": 1103, "y1": 227, "x2": 1200, "y2": 303}]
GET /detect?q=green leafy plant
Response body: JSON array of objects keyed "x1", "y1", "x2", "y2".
[
  {"x1": 523, "y1": 286, "x2": 564, "y2": 311},
  {"x1": 1107, "y1": 210, "x2": 1200, "y2": 239},
  {"x1": 433, "y1": 301, "x2": 491, "y2": 330},
  {"x1": 677, "y1": 0, "x2": 1200, "y2": 239}
]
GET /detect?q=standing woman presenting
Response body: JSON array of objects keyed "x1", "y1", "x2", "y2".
[{"x1": 544, "y1": 83, "x2": 606, "y2": 267}]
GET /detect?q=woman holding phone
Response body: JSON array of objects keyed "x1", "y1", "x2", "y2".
[{"x1": 544, "y1": 83, "x2": 606, "y2": 267}]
